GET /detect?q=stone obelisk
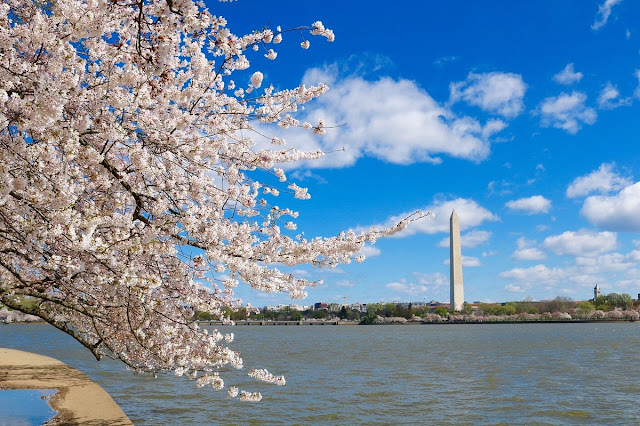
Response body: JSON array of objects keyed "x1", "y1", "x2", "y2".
[{"x1": 450, "y1": 209, "x2": 464, "y2": 311}]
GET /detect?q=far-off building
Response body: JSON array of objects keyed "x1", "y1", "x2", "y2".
[
  {"x1": 594, "y1": 284, "x2": 601, "y2": 300},
  {"x1": 450, "y1": 210, "x2": 464, "y2": 311}
]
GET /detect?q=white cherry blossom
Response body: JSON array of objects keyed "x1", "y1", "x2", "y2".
[{"x1": 0, "y1": 0, "x2": 428, "y2": 395}]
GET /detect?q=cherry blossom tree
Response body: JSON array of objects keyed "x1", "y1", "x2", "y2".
[{"x1": 0, "y1": 0, "x2": 423, "y2": 399}]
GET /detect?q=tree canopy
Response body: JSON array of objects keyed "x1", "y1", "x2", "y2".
[{"x1": 0, "y1": 0, "x2": 422, "y2": 399}]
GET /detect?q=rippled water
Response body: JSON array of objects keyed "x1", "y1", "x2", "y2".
[{"x1": 2, "y1": 323, "x2": 640, "y2": 425}]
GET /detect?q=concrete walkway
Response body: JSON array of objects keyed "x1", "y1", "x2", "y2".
[{"x1": 0, "y1": 348, "x2": 132, "y2": 425}]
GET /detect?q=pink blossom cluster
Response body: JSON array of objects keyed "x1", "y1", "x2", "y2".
[
  {"x1": 248, "y1": 368, "x2": 286, "y2": 386},
  {"x1": 0, "y1": 0, "x2": 426, "y2": 395}
]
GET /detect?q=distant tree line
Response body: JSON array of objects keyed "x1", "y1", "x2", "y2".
[{"x1": 192, "y1": 293, "x2": 639, "y2": 324}]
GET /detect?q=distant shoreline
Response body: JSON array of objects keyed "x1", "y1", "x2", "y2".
[
  {"x1": 197, "y1": 318, "x2": 637, "y2": 326},
  {"x1": 4, "y1": 318, "x2": 636, "y2": 329}
]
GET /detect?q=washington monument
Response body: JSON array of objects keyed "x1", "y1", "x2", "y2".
[{"x1": 450, "y1": 209, "x2": 464, "y2": 311}]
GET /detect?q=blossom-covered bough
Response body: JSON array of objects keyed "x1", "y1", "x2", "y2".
[{"x1": 0, "y1": 0, "x2": 426, "y2": 399}]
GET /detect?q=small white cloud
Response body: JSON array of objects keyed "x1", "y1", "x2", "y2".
[
  {"x1": 386, "y1": 273, "x2": 448, "y2": 297},
  {"x1": 434, "y1": 56, "x2": 458, "y2": 66},
  {"x1": 536, "y1": 224, "x2": 550, "y2": 232},
  {"x1": 592, "y1": 0, "x2": 623, "y2": 30},
  {"x1": 512, "y1": 237, "x2": 547, "y2": 261},
  {"x1": 505, "y1": 284, "x2": 528, "y2": 293},
  {"x1": 506, "y1": 195, "x2": 552, "y2": 214},
  {"x1": 539, "y1": 92, "x2": 597, "y2": 134},
  {"x1": 385, "y1": 273, "x2": 449, "y2": 300},
  {"x1": 512, "y1": 248, "x2": 547, "y2": 261},
  {"x1": 487, "y1": 180, "x2": 513, "y2": 196},
  {"x1": 482, "y1": 119, "x2": 508, "y2": 139},
  {"x1": 553, "y1": 63, "x2": 583, "y2": 85},
  {"x1": 500, "y1": 264, "x2": 564, "y2": 284},
  {"x1": 356, "y1": 245, "x2": 382, "y2": 259},
  {"x1": 443, "y1": 256, "x2": 482, "y2": 267},
  {"x1": 335, "y1": 280, "x2": 356, "y2": 288},
  {"x1": 290, "y1": 170, "x2": 328, "y2": 184},
  {"x1": 598, "y1": 82, "x2": 631, "y2": 109},
  {"x1": 462, "y1": 256, "x2": 482, "y2": 267},
  {"x1": 626, "y1": 29, "x2": 631, "y2": 39},
  {"x1": 566, "y1": 163, "x2": 632, "y2": 198},
  {"x1": 386, "y1": 281, "x2": 427, "y2": 297},
  {"x1": 414, "y1": 272, "x2": 449, "y2": 287},
  {"x1": 634, "y1": 70, "x2": 640, "y2": 99},
  {"x1": 449, "y1": 72, "x2": 527, "y2": 118},
  {"x1": 321, "y1": 267, "x2": 346, "y2": 275},
  {"x1": 438, "y1": 230, "x2": 492, "y2": 248},
  {"x1": 543, "y1": 229, "x2": 617, "y2": 257},
  {"x1": 581, "y1": 182, "x2": 640, "y2": 231},
  {"x1": 291, "y1": 269, "x2": 311, "y2": 278}
]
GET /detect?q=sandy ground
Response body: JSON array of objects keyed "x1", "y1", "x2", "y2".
[{"x1": 0, "y1": 348, "x2": 132, "y2": 425}]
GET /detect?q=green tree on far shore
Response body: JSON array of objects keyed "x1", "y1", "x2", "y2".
[
  {"x1": 576, "y1": 301, "x2": 595, "y2": 314},
  {"x1": 434, "y1": 307, "x2": 448, "y2": 317},
  {"x1": 462, "y1": 303, "x2": 473, "y2": 315},
  {"x1": 595, "y1": 293, "x2": 633, "y2": 311}
]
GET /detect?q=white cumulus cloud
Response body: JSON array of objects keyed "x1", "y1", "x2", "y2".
[
  {"x1": 501, "y1": 247, "x2": 640, "y2": 294},
  {"x1": 539, "y1": 92, "x2": 597, "y2": 134},
  {"x1": 512, "y1": 237, "x2": 547, "y2": 261},
  {"x1": 553, "y1": 63, "x2": 583, "y2": 85},
  {"x1": 598, "y1": 82, "x2": 631, "y2": 109},
  {"x1": 566, "y1": 163, "x2": 632, "y2": 198},
  {"x1": 592, "y1": 0, "x2": 623, "y2": 30},
  {"x1": 500, "y1": 264, "x2": 565, "y2": 284},
  {"x1": 543, "y1": 229, "x2": 617, "y2": 257},
  {"x1": 575, "y1": 253, "x2": 636, "y2": 274},
  {"x1": 505, "y1": 195, "x2": 552, "y2": 214},
  {"x1": 581, "y1": 182, "x2": 640, "y2": 231},
  {"x1": 286, "y1": 67, "x2": 503, "y2": 168},
  {"x1": 449, "y1": 72, "x2": 527, "y2": 118}
]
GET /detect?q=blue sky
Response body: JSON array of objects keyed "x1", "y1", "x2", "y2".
[{"x1": 211, "y1": 0, "x2": 640, "y2": 306}]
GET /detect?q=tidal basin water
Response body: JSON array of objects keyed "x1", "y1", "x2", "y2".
[
  {"x1": 2, "y1": 322, "x2": 640, "y2": 425},
  {"x1": 0, "y1": 389, "x2": 56, "y2": 425}
]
